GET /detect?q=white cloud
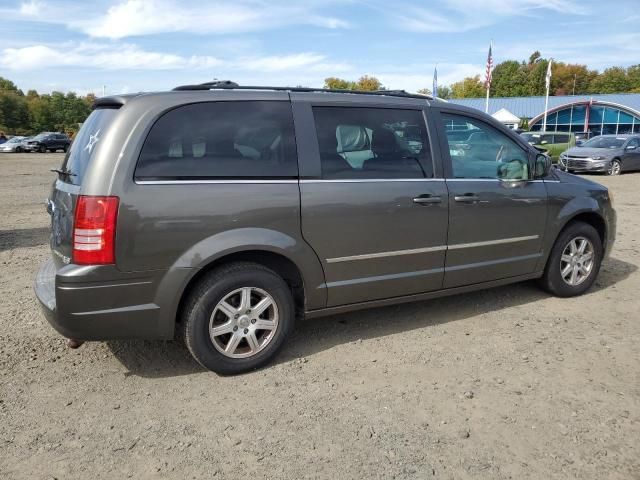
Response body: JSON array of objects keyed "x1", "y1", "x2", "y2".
[
  {"x1": 242, "y1": 53, "x2": 327, "y2": 72},
  {"x1": 14, "y1": 0, "x2": 349, "y2": 39},
  {"x1": 1, "y1": 43, "x2": 223, "y2": 71},
  {"x1": 19, "y1": 0, "x2": 43, "y2": 15},
  {"x1": 391, "y1": 0, "x2": 587, "y2": 33},
  {"x1": 0, "y1": 43, "x2": 351, "y2": 77}
]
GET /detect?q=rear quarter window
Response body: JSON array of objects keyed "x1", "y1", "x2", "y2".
[
  {"x1": 61, "y1": 108, "x2": 118, "y2": 185},
  {"x1": 135, "y1": 101, "x2": 298, "y2": 180}
]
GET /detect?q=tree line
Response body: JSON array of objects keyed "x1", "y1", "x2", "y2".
[
  {"x1": 3, "y1": 51, "x2": 640, "y2": 134},
  {"x1": 325, "y1": 52, "x2": 640, "y2": 99},
  {"x1": 0, "y1": 77, "x2": 94, "y2": 136}
]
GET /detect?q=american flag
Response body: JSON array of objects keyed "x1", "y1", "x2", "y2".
[{"x1": 484, "y1": 44, "x2": 493, "y2": 89}]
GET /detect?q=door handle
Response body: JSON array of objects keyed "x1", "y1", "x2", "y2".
[
  {"x1": 454, "y1": 194, "x2": 481, "y2": 203},
  {"x1": 413, "y1": 195, "x2": 442, "y2": 205}
]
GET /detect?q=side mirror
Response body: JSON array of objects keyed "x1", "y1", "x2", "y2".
[
  {"x1": 576, "y1": 140, "x2": 584, "y2": 146},
  {"x1": 534, "y1": 153, "x2": 552, "y2": 178}
]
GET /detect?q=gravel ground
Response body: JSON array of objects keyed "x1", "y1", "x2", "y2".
[{"x1": 1, "y1": 153, "x2": 639, "y2": 479}]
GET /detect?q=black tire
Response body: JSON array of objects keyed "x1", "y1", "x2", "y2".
[
  {"x1": 39, "y1": 145, "x2": 46, "y2": 153},
  {"x1": 539, "y1": 221, "x2": 603, "y2": 297},
  {"x1": 63, "y1": 144, "x2": 69, "y2": 153},
  {"x1": 15, "y1": 147, "x2": 22, "y2": 153},
  {"x1": 181, "y1": 262, "x2": 294, "y2": 375},
  {"x1": 606, "y1": 158, "x2": 622, "y2": 176}
]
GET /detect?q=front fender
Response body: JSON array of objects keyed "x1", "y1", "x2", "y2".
[
  {"x1": 536, "y1": 189, "x2": 606, "y2": 271},
  {"x1": 153, "y1": 227, "x2": 327, "y2": 337}
]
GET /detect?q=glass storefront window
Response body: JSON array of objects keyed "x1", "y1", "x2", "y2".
[
  {"x1": 529, "y1": 103, "x2": 640, "y2": 135},
  {"x1": 557, "y1": 107, "x2": 572, "y2": 124}
]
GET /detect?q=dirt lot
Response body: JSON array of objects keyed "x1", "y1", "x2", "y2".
[{"x1": 1, "y1": 152, "x2": 639, "y2": 479}]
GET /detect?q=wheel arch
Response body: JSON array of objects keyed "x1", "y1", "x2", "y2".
[{"x1": 175, "y1": 249, "x2": 307, "y2": 328}]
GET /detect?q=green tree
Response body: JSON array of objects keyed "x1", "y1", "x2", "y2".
[
  {"x1": 323, "y1": 75, "x2": 383, "y2": 91},
  {"x1": 491, "y1": 60, "x2": 528, "y2": 97},
  {"x1": 589, "y1": 66, "x2": 629, "y2": 93},
  {"x1": 450, "y1": 75, "x2": 485, "y2": 98},
  {"x1": 355, "y1": 75, "x2": 382, "y2": 91},
  {"x1": 324, "y1": 77, "x2": 355, "y2": 90}
]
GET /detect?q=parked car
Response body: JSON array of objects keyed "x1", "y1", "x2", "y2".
[
  {"x1": 558, "y1": 134, "x2": 640, "y2": 175},
  {"x1": 35, "y1": 82, "x2": 616, "y2": 374},
  {"x1": 0, "y1": 136, "x2": 27, "y2": 153},
  {"x1": 24, "y1": 132, "x2": 71, "y2": 153},
  {"x1": 520, "y1": 131, "x2": 576, "y2": 163}
]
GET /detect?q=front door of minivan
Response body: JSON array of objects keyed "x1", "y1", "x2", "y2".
[
  {"x1": 435, "y1": 110, "x2": 547, "y2": 288},
  {"x1": 293, "y1": 99, "x2": 449, "y2": 307}
]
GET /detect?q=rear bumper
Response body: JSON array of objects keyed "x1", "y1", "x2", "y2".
[{"x1": 34, "y1": 259, "x2": 173, "y2": 340}]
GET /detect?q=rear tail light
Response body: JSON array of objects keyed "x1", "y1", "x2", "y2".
[{"x1": 73, "y1": 196, "x2": 119, "y2": 265}]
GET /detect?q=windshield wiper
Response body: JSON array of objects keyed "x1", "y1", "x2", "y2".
[{"x1": 50, "y1": 168, "x2": 76, "y2": 177}]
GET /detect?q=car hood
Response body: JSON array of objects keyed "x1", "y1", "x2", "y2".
[
  {"x1": 554, "y1": 167, "x2": 607, "y2": 190},
  {"x1": 564, "y1": 146, "x2": 620, "y2": 157}
]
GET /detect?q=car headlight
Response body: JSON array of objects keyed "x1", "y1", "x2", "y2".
[{"x1": 591, "y1": 156, "x2": 604, "y2": 160}]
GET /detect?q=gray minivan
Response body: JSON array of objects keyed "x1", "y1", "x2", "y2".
[{"x1": 35, "y1": 82, "x2": 616, "y2": 374}]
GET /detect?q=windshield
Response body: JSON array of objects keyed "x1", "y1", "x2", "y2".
[
  {"x1": 33, "y1": 133, "x2": 50, "y2": 140},
  {"x1": 60, "y1": 108, "x2": 118, "y2": 185},
  {"x1": 6, "y1": 137, "x2": 24, "y2": 144},
  {"x1": 583, "y1": 136, "x2": 626, "y2": 149}
]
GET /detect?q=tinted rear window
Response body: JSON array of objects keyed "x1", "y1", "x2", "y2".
[
  {"x1": 61, "y1": 108, "x2": 118, "y2": 185},
  {"x1": 135, "y1": 101, "x2": 298, "y2": 180}
]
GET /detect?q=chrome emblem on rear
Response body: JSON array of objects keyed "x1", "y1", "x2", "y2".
[{"x1": 84, "y1": 129, "x2": 101, "y2": 154}]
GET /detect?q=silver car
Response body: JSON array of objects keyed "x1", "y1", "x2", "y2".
[
  {"x1": 0, "y1": 136, "x2": 27, "y2": 153},
  {"x1": 559, "y1": 134, "x2": 640, "y2": 175}
]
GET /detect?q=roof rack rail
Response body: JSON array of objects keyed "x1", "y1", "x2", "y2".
[{"x1": 172, "y1": 81, "x2": 433, "y2": 100}]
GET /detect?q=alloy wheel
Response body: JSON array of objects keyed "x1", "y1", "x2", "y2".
[
  {"x1": 607, "y1": 160, "x2": 621, "y2": 175},
  {"x1": 208, "y1": 287, "x2": 279, "y2": 359},
  {"x1": 559, "y1": 236, "x2": 595, "y2": 286}
]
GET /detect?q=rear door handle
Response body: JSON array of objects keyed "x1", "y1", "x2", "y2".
[
  {"x1": 413, "y1": 195, "x2": 442, "y2": 205},
  {"x1": 454, "y1": 194, "x2": 481, "y2": 203}
]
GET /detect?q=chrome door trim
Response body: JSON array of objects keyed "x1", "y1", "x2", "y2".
[
  {"x1": 447, "y1": 235, "x2": 539, "y2": 250},
  {"x1": 326, "y1": 245, "x2": 447, "y2": 263},
  {"x1": 301, "y1": 178, "x2": 445, "y2": 184},
  {"x1": 326, "y1": 235, "x2": 540, "y2": 263},
  {"x1": 135, "y1": 179, "x2": 299, "y2": 185}
]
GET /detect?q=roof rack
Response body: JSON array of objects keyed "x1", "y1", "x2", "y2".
[{"x1": 172, "y1": 80, "x2": 433, "y2": 100}]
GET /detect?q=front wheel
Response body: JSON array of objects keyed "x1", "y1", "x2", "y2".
[
  {"x1": 539, "y1": 221, "x2": 602, "y2": 297},
  {"x1": 606, "y1": 159, "x2": 622, "y2": 176},
  {"x1": 39, "y1": 145, "x2": 46, "y2": 153},
  {"x1": 181, "y1": 262, "x2": 294, "y2": 375}
]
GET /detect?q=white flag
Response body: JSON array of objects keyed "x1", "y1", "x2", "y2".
[{"x1": 545, "y1": 59, "x2": 553, "y2": 90}]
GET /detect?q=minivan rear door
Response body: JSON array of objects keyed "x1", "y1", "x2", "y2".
[
  {"x1": 48, "y1": 107, "x2": 118, "y2": 268},
  {"x1": 293, "y1": 95, "x2": 449, "y2": 307}
]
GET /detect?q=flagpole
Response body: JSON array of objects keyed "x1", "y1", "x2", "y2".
[
  {"x1": 485, "y1": 86, "x2": 490, "y2": 114},
  {"x1": 484, "y1": 41, "x2": 492, "y2": 114},
  {"x1": 542, "y1": 59, "x2": 552, "y2": 131}
]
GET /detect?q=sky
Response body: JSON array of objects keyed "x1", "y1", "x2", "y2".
[{"x1": 0, "y1": 0, "x2": 639, "y2": 96}]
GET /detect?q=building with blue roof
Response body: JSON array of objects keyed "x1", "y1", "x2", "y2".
[{"x1": 449, "y1": 93, "x2": 640, "y2": 137}]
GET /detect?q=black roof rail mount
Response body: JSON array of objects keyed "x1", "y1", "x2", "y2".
[{"x1": 172, "y1": 81, "x2": 433, "y2": 100}]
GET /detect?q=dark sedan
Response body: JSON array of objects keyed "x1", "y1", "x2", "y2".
[{"x1": 24, "y1": 133, "x2": 72, "y2": 153}]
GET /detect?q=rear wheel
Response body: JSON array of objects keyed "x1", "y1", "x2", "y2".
[
  {"x1": 181, "y1": 262, "x2": 294, "y2": 375},
  {"x1": 39, "y1": 145, "x2": 46, "y2": 153},
  {"x1": 539, "y1": 221, "x2": 602, "y2": 297},
  {"x1": 607, "y1": 159, "x2": 622, "y2": 176}
]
